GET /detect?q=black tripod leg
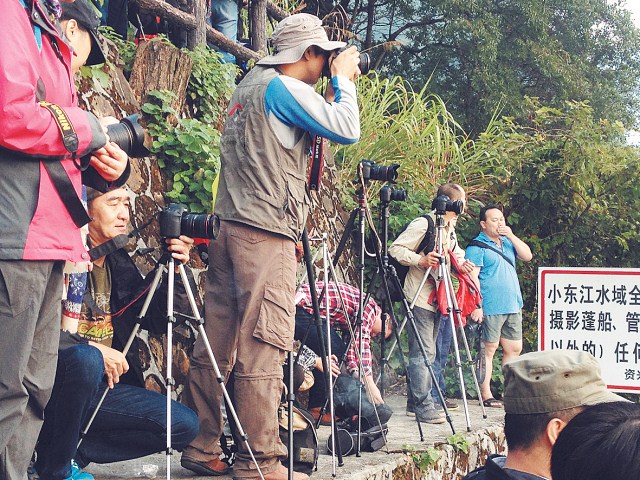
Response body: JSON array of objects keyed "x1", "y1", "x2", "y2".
[
  {"x1": 300, "y1": 230, "x2": 344, "y2": 468},
  {"x1": 287, "y1": 351, "x2": 294, "y2": 480}
]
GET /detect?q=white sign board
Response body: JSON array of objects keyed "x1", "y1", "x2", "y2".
[{"x1": 538, "y1": 267, "x2": 640, "y2": 394}]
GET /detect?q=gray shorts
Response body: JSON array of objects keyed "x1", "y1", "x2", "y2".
[{"x1": 482, "y1": 312, "x2": 522, "y2": 342}]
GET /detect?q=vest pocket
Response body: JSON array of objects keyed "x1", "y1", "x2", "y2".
[{"x1": 253, "y1": 285, "x2": 295, "y2": 351}]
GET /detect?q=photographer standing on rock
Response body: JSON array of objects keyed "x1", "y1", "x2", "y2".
[
  {"x1": 182, "y1": 13, "x2": 361, "y2": 480},
  {"x1": 0, "y1": 0, "x2": 129, "y2": 477}
]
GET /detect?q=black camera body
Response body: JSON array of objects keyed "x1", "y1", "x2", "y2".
[
  {"x1": 334, "y1": 46, "x2": 371, "y2": 75},
  {"x1": 431, "y1": 194, "x2": 464, "y2": 215},
  {"x1": 360, "y1": 160, "x2": 400, "y2": 183},
  {"x1": 380, "y1": 185, "x2": 407, "y2": 202},
  {"x1": 158, "y1": 203, "x2": 220, "y2": 240},
  {"x1": 106, "y1": 114, "x2": 149, "y2": 158}
]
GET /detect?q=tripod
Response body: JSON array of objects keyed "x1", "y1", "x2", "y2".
[
  {"x1": 364, "y1": 195, "x2": 455, "y2": 435},
  {"x1": 295, "y1": 230, "x2": 345, "y2": 476},
  {"x1": 294, "y1": 232, "x2": 390, "y2": 464},
  {"x1": 78, "y1": 245, "x2": 264, "y2": 480},
  {"x1": 385, "y1": 211, "x2": 487, "y2": 432},
  {"x1": 430, "y1": 215, "x2": 487, "y2": 430}
]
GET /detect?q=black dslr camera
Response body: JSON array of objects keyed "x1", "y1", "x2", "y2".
[
  {"x1": 106, "y1": 114, "x2": 149, "y2": 158},
  {"x1": 431, "y1": 194, "x2": 464, "y2": 215},
  {"x1": 380, "y1": 185, "x2": 407, "y2": 202},
  {"x1": 158, "y1": 203, "x2": 220, "y2": 240},
  {"x1": 360, "y1": 160, "x2": 400, "y2": 183},
  {"x1": 334, "y1": 46, "x2": 371, "y2": 74}
]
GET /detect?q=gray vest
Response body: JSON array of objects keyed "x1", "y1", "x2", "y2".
[{"x1": 215, "y1": 67, "x2": 310, "y2": 241}]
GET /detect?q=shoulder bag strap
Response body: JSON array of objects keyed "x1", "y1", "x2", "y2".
[{"x1": 467, "y1": 239, "x2": 515, "y2": 268}]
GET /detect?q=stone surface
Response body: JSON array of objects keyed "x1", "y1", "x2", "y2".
[{"x1": 84, "y1": 393, "x2": 506, "y2": 479}]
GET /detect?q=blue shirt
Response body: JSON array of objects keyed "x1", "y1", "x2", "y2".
[{"x1": 465, "y1": 232, "x2": 523, "y2": 315}]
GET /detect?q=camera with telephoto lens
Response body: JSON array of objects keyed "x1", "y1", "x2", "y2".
[
  {"x1": 380, "y1": 185, "x2": 407, "y2": 202},
  {"x1": 360, "y1": 160, "x2": 400, "y2": 183},
  {"x1": 158, "y1": 203, "x2": 220, "y2": 240},
  {"x1": 334, "y1": 46, "x2": 371, "y2": 74},
  {"x1": 106, "y1": 114, "x2": 149, "y2": 158},
  {"x1": 431, "y1": 194, "x2": 464, "y2": 216}
]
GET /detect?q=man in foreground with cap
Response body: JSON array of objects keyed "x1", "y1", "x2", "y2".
[
  {"x1": 0, "y1": 0, "x2": 128, "y2": 477},
  {"x1": 34, "y1": 186, "x2": 199, "y2": 480},
  {"x1": 182, "y1": 12, "x2": 361, "y2": 480},
  {"x1": 463, "y1": 349, "x2": 625, "y2": 480}
]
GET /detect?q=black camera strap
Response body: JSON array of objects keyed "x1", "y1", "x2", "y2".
[
  {"x1": 88, "y1": 234, "x2": 130, "y2": 261},
  {"x1": 39, "y1": 101, "x2": 92, "y2": 228},
  {"x1": 467, "y1": 239, "x2": 515, "y2": 268},
  {"x1": 307, "y1": 135, "x2": 324, "y2": 191}
]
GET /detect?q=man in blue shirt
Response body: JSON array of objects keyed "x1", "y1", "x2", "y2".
[{"x1": 465, "y1": 205, "x2": 532, "y2": 407}]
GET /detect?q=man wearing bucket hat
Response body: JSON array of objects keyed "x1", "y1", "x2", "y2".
[
  {"x1": 182, "y1": 13, "x2": 361, "y2": 480},
  {"x1": 463, "y1": 349, "x2": 625, "y2": 480}
]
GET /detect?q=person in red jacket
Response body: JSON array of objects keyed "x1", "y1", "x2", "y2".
[{"x1": 0, "y1": 1, "x2": 128, "y2": 477}]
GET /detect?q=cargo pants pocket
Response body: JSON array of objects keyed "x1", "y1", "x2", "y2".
[{"x1": 253, "y1": 285, "x2": 295, "y2": 351}]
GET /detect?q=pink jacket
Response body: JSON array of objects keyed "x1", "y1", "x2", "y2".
[{"x1": 0, "y1": 0, "x2": 116, "y2": 261}]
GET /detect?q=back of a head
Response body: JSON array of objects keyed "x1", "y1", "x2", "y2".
[
  {"x1": 550, "y1": 401, "x2": 640, "y2": 480},
  {"x1": 60, "y1": 0, "x2": 106, "y2": 66},
  {"x1": 436, "y1": 183, "x2": 463, "y2": 201},
  {"x1": 502, "y1": 350, "x2": 624, "y2": 451}
]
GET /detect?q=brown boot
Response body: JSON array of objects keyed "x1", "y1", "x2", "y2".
[
  {"x1": 181, "y1": 453, "x2": 231, "y2": 476},
  {"x1": 309, "y1": 407, "x2": 332, "y2": 426}
]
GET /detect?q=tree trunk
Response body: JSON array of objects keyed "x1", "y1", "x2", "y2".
[
  {"x1": 250, "y1": 0, "x2": 268, "y2": 54},
  {"x1": 187, "y1": 0, "x2": 207, "y2": 48},
  {"x1": 266, "y1": 1, "x2": 287, "y2": 21},
  {"x1": 129, "y1": 41, "x2": 193, "y2": 115}
]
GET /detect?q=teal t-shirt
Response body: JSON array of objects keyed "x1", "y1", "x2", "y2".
[{"x1": 465, "y1": 232, "x2": 523, "y2": 315}]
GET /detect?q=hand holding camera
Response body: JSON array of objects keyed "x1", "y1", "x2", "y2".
[
  {"x1": 89, "y1": 141, "x2": 128, "y2": 181},
  {"x1": 330, "y1": 46, "x2": 363, "y2": 81}
]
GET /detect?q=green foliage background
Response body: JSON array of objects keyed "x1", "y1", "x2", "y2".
[{"x1": 103, "y1": 13, "x2": 640, "y2": 398}]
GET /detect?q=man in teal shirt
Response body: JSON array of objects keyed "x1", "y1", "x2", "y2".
[{"x1": 465, "y1": 205, "x2": 532, "y2": 407}]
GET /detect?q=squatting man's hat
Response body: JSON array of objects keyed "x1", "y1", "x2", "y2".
[
  {"x1": 502, "y1": 349, "x2": 626, "y2": 415},
  {"x1": 60, "y1": 0, "x2": 107, "y2": 66},
  {"x1": 257, "y1": 13, "x2": 345, "y2": 66}
]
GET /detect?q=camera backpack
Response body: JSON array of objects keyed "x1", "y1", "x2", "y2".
[
  {"x1": 326, "y1": 422, "x2": 389, "y2": 456},
  {"x1": 388, "y1": 214, "x2": 436, "y2": 302},
  {"x1": 278, "y1": 403, "x2": 318, "y2": 475}
]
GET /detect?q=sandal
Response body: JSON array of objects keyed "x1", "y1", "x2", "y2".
[{"x1": 482, "y1": 397, "x2": 503, "y2": 408}]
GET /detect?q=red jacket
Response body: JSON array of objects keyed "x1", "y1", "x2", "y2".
[{"x1": 0, "y1": 0, "x2": 118, "y2": 261}]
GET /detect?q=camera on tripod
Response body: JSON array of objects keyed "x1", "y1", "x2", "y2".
[
  {"x1": 360, "y1": 160, "x2": 400, "y2": 183},
  {"x1": 431, "y1": 194, "x2": 464, "y2": 215},
  {"x1": 379, "y1": 185, "x2": 407, "y2": 202},
  {"x1": 158, "y1": 203, "x2": 220, "y2": 239}
]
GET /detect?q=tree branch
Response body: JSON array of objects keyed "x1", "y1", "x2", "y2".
[
  {"x1": 132, "y1": 0, "x2": 262, "y2": 61},
  {"x1": 388, "y1": 16, "x2": 445, "y2": 41}
]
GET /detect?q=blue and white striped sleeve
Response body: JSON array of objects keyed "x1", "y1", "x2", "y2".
[{"x1": 264, "y1": 75, "x2": 360, "y2": 146}]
